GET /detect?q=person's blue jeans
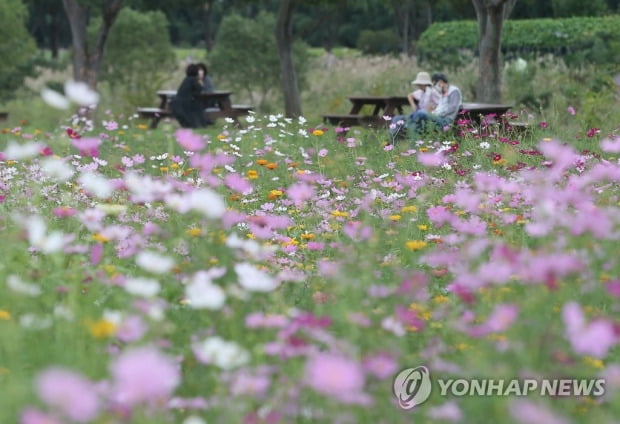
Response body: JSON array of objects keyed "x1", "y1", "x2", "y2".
[{"x1": 408, "y1": 111, "x2": 451, "y2": 140}]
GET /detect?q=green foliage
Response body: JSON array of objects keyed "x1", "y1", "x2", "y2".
[
  {"x1": 0, "y1": 0, "x2": 37, "y2": 104},
  {"x1": 208, "y1": 12, "x2": 310, "y2": 112},
  {"x1": 356, "y1": 28, "x2": 400, "y2": 55},
  {"x1": 96, "y1": 8, "x2": 176, "y2": 111},
  {"x1": 551, "y1": 0, "x2": 609, "y2": 17},
  {"x1": 417, "y1": 16, "x2": 620, "y2": 69}
]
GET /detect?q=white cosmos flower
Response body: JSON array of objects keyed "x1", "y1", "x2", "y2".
[
  {"x1": 79, "y1": 172, "x2": 113, "y2": 198},
  {"x1": 193, "y1": 336, "x2": 250, "y2": 370},
  {"x1": 234, "y1": 262, "x2": 279, "y2": 292},
  {"x1": 7, "y1": 275, "x2": 42, "y2": 296},
  {"x1": 4, "y1": 140, "x2": 45, "y2": 160},
  {"x1": 188, "y1": 189, "x2": 226, "y2": 219},
  {"x1": 124, "y1": 277, "x2": 161, "y2": 298},
  {"x1": 136, "y1": 251, "x2": 175, "y2": 274},
  {"x1": 21, "y1": 215, "x2": 66, "y2": 254},
  {"x1": 64, "y1": 80, "x2": 100, "y2": 106},
  {"x1": 41, "y1": 157, "x2": 75, "y2": 181},
  {"x1": 185, "y1": 272, "x2": 226, "y2": 310},
  {"x1": 41, "y1": 87, "x2": 71, "y2": 110}
]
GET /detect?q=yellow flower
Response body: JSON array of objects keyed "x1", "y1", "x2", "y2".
[
  {"x1": 583, "y1": 356, "x2": 604, "y2": 369},
  {"x1": 455, "y1": 343, "x2": 470, "y2": 351},
  {"x1": 186, "y1": 227, "x2": 202, "y2": 236},
  {"x1": 542, "y1": 137, "x2": 552, "y2": 142},
  {"x1": 401, "y1": 205, "x2": 417, "y2": 213},
  {"x1": 599, "y1": 273, "x2": 611, "y2": 283},
  {"x1": 389, "y1": 214, "x2": 401, "y2": 221},
  {"x1": 0, "y1": 310, "x2": 11, "y2": 320},
  {"x1": 117, "y1": 130, "x2": 125, "y2": 135},
  {"x1": 247, "y1": 233, "x2": 256, "y2": 239},
  {"x1": 159, "y1": 166, "x2": 169, "y2": 172},
  {"x1": 417, "y1": 224, "x2": 428, "y2": 231},
  {"x1": 300, "y1": 233, "x2": 315, "y2": 240},
  {"x1": 137, "y1": 124, "x2": 148, "y2": 130},
  {"x1": 405, "y1": 240, "x2": 427, "y2": 251},
  {"x1": 433, "y1": 295, "x2": 449, "y2": 304},
  {"x1": 7, "y1": 160, "x2": 16, "y2": 166},
  {"x1": 171, "y1": 163, "x2": 179, "y2": 169},
  {"x1": 86, "y1": 319, "x2": 116, "y2": 339},
  {"x1": 92, "y1": 233, "x2": 110, "y2": 243},
  {"x1": 419, "y1": 147, "x2": 429, "y2": 152},
  {"x1": 217, "y1": 134, "x2": 227, "y2": 140},
  {"x1": 331, "y1": 210, "x2": 349, "y2": 218},
  {"x1": 256, "y1": 159, "x2": 268, "y2": 166},
  {"x1": 312, "y1": 129, "x2": 324, "y2": 136},
  {"x1": 268, "y1": 189, "x2": 283, "y2": 200}
]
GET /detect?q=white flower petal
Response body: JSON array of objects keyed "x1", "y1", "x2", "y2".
[
  {"x1": 41, "y1": 88, "x2": 70, "y2": 110},
  {"x1": 64, "y1": 80, "x2": 100, "y2": 106}
]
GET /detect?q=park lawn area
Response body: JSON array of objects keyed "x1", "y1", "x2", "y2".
[{"x1": 1, "y1": 109, "x2": 620, "y2": 423}]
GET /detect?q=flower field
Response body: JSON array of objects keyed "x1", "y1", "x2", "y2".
[{"x1": 1, "y1": 109, "x2": 620, "y2": 423}]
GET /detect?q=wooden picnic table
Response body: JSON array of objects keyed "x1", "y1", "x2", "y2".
[
  {"x1": 323, "y1": 95, "x2": 410, "y2": 127},
  {"x1": 137, "y1": 90, "x2": 253, "y2": 129},
  {"x1": 323, "y1": 96, "x2": 514, "y2": 128}
]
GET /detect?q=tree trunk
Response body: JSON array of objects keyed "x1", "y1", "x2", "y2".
[
  {"x1": 472, "y1": 0, "x2": 517, "y2": 103},
  {"x1": 62, "y1": 0, "x2": 123, "y2": 89},
  {"x1": 202, "y1": 0, "x2": 215, "y2": 51},
  {"x1": 275, "y1": 0, "x2": 302, "y2": 118}
]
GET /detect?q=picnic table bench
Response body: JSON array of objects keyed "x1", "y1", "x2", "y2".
[
  {"x1": 137, "y1": 90, "x2": 253, "y2": 129},
  {"x1": 0, "y1": 112, "x2": 8, "y2": 122},
  {"x1": 322, "y1": 96, "x2": 528, "y2": 133}
]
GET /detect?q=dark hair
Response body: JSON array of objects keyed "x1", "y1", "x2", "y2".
[
  {"x1": 196, "y1": 62, "x2": 209, "y2": 76},
  {"x1": 432, "y1": 73, "x2": 448, "y2": 83},
  {"x1": 185, "y1": 64, "x2": 199, "y2": 77}
]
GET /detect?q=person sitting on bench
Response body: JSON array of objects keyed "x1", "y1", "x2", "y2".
[
  {"x1": 170, "y1": 64, "x2": 213, "y2": 128},
  {"x1": 390, "y1": 73, "x2": 462, "y2": 142}
]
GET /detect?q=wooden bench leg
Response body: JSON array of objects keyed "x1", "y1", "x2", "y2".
[{"x1": 150, "y1": 116, "x2": 161, "y2": 129}]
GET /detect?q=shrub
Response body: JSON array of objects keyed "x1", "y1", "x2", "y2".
[
  {"x1": 208, "y1": 12, "x2": 310, "y2": 112},
  {"x1": 356, "y1": 29, "x2": 400, "y2": 56},
  {"x1": 0, "y1": 0, "x2": 37, "y2": 104},
  {"x1": 417, "y1": 16, "x2": 620, "y2": 69},
  {"x1": 96, "y1": 8, "x2": 177, "y2": 111}
]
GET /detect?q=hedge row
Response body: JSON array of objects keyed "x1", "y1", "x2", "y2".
[{"x1": 417, "y1": 16, "x2": 620, "y2": 67}]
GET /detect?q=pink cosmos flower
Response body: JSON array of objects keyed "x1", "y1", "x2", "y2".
[
  {"x1": 304, "y1": 353, "x2": 370, "y2": 404},
  {"x1": 567, "y1": 106, "x2": 576, "y2": 115},
  {"x1": 417, "y1": 151, "x2": 445, "y2": 167},
  {"x1": 600, "y1": 136, "x2": 620, "y2": 153},
  {"x1": 426, "y1": 401, "x2": 463, "y2": 421},
  {"x1": 508, "y1": 400, "x2": 568, "y2": 424},
  {"x1": 224, "y1": 173, "x2": 253, "y2": 194},
  {"x1": 176, "y1": 129, "x2": 205, "y2": 151},
  {"x1": 286, "y1": 182, "x2": 316, "y2": 207},
  {"x1": 111, "y1": 347, "x2": 180, "y2": 406},
  {"x1": 468, "y1": 304, "x2": 518, "y2": 337},
  {"x1": 35, "y1": 368, "x2": 100, "y2": 422},
  {"x1": 20, "y1": 408, "x2": 62, "y2": 424},
  {"x1": 317, "y1": 148, "x2": 328, "y2": 157},
  {"x1": 71, "y1": 137, "x2": 101, "y2": 157},
  {"x1": 562, "y1": 302, "x2": 616, "y2": 358},
  {"x1": 362, "y1": 352, "x2": 398, "y2": 379}
]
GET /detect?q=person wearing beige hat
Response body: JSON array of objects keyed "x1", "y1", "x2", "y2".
[
  {"x1": 389, "y1": 71, "x2": 439, "y2": 141},
  {"x1": 408, "y1": 71, "x2": 440, "y2": 113}
]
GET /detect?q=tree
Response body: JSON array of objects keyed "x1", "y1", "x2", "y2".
[
  {"x1": 275, "y1": 0, "x2": 302, "y2": 117},
  {"x1": 472, "y1": 0, "x2": 517, "y2": 102},
  {"x1": 0, "y1": 0, "x2": 37, "y2": 103},
  {"x1": 98, "y1": 8, "x2": 176, "y2": 110},
  {"x1": 62, "y1": 0, "x2": 124, "y2": 88}
]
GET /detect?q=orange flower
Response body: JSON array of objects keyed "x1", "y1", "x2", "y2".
[
  {"x1": 256, "y1": 159, "x2": 268, "y2": 166},
  {"x1": 266, "y1": 162, "x2": 278, "y2": 170}
]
